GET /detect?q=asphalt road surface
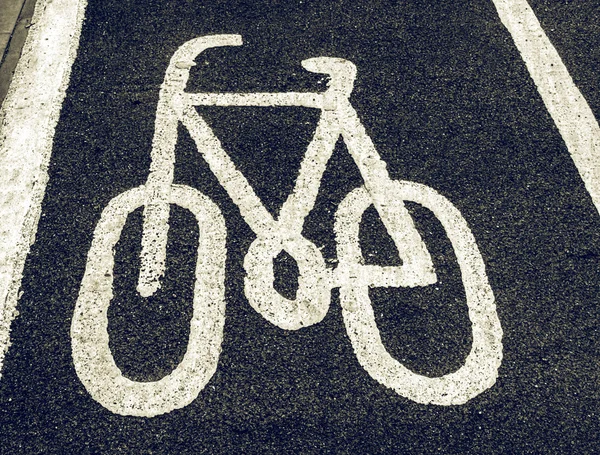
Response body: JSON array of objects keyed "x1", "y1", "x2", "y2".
[{"x1": 0, "y1": 0, "x2": 599, "y2": 453}]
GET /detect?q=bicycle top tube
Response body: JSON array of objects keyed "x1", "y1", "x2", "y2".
[
  {"x1": 164, "y1": 34, "x2": 357, "y2": 110},
  {"x1": 183, "y1": 92, "x2": 327, "y2": 109}
]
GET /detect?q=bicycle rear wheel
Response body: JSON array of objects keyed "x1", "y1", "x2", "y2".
[{"x1": 71, "y1": 184, "x2": 226, "y2": 416}]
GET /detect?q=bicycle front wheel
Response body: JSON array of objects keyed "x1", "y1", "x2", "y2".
[{"x1": 334, "y1": 181, "x2": 503, "y2": 405}]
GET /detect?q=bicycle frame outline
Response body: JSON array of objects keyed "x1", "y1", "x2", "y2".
[{"x1": 71, "y1": 35, "x2": 503, "y2": 417}]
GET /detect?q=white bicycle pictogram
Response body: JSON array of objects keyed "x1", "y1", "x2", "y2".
[{"x1": 71, "y1": 35, "x2": 503, "y2": 417}]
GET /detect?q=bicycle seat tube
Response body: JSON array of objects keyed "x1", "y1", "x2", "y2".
[{"x1": 137, "y1": 35, "x2": 243, "y2": 297}]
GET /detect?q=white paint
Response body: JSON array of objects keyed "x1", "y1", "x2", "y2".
[
  {"x1": 73, "y1": 35, "x2": 501, "y2": 415},
  {"x1": 1, "y1": 0, "x2": 596, "y2": 416},
  {"x1": 335, "y1": 184, "x2": 502, "y2": 405},
  {"x1": 0, "y1": 0, "x2": 87, "y2": 376},
  {"x1": 494, "y1": 0, "x2": 600, "y2": 215},
  {"x1": 137, "y1": 35, "x2": 243, "y2": 298},
  {"x1": 72, "y1": 185, "x2": 226, "y2": 417},
  {"x1": 180, "y1": 50, "x2": 437, "y2": 330}
]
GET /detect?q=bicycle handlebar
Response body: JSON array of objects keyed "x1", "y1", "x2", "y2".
[{"x1": 164, "y1": 34, "x2": 357, "y2": 109}]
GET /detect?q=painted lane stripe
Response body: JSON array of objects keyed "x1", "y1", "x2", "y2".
[
  {"x1": 494, "y1": 0, "x2": 600, "y2": 211},
  {"x1": 0, "y1": 0, "x2": 87, "y2": 375}
]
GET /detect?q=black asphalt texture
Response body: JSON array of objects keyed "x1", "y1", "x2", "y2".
[{"x1": 1, "y1": 0, "x2": 600, "y2": 453}]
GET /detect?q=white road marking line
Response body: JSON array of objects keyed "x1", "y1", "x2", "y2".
[
  {"x1": 0, "y1": 0, "x2": 87, "y2": 376},
  {"x1": 494, "y1": 0, "x2": 600, "y2": 211}
]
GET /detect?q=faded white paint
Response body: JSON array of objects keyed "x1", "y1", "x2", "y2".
[
  {"x1": 0, "y1": 0, "x2": 597, "y2": 417},
  {"x1": 72, "y1": 35, "x2": 501, "y2": 416},
  {"x1": 0, "y1": 0, "x2": 87, "y2": 376}
]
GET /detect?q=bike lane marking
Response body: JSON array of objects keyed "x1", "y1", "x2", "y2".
[
  {"x1": 70, "y1": 36, "x2": 503, "y2": 415},
  {"x1": 0, "y1": 0, "x2": 598, "y2": 391},
  {"x1": 0, "y1": 0, "x2": 87, "y2": 374}
]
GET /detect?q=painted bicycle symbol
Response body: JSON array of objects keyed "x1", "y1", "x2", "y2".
[{"x1": 71, "y1": 35, "x2": 503, "y2": 417}]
